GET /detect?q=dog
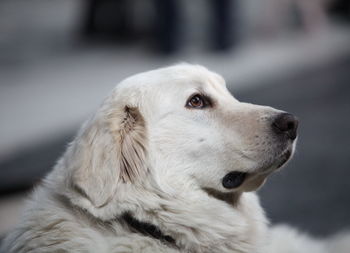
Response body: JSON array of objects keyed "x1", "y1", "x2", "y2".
[{"x1": 1, "y1": 64, "x2": 347, "y2": 253}]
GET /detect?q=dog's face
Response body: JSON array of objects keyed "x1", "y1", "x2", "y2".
[
  {"x1": 68, "y1": 64, "x2": 298, "y2": 210},
  {"x1": 139, "y1": 65, "x2": 298, "y2": 194}
]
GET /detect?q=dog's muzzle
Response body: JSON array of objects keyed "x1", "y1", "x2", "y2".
[{"x1": 222, "y1": 112, "x2": 298, "y2": 191}]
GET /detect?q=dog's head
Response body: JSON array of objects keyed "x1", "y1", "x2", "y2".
[{"x1": 63, "y1": 64, "x2": 298, "y2": 214}]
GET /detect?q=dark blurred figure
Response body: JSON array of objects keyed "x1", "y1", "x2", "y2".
[
  {"x1": 154, "y1": 0, "x2": 181, "y2": 54},
  {"x1": 82, "y1": 0, "x2": 237, "y2": 54},
  {"x1": 210, "y1": 0, "x2": 236, "y2": 51},
  {"x1": 154, "y1": 0, "x2": 237, "y2": 53},
  {"x1": 83, "y1": 0, "x2": 135, "y2": 41},
  {"x1": 329, "y1": 0, "x2": 350, "y2": 22}
]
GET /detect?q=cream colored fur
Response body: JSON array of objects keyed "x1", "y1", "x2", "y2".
[{"x1": 1, "y1": 64, "x2": 349, "y2": 253}]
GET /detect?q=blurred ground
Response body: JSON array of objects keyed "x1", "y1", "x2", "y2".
[{"x1": 1, "y1": 0, "x2": 350, "y2": 242}]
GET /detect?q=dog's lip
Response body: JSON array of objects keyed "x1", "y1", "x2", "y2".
[
  {"x1": 276, "y1": 149, "x2": 292, "y2": 168},
  {"x1": 222, "y1": 172, "x2": 247, "y2": 189},
  {"x1": 268, "y1": 147, "x2": 293, "y2": 172},
  {"x1": 238, "y1": 148, "x2": 293, "y2": 192},
  {"x1": 256, "y1": 147, "x2": 293, "y2": 174}
]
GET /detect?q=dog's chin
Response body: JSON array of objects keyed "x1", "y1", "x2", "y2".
[
  {"x1": 223, "y1": 146, "x2": 294, "y2": 193},
  {"x1": 204, "y1": 147, "x2": 294, "y2": 205}
]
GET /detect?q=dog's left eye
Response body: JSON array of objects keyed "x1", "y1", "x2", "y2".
[{"x1": 186, "y1": 94, "x2": 211, "y2": 109}]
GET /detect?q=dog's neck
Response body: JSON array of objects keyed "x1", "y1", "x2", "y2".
[
  {"x1": 113, "y1": 185, "x2": 267, "y2": 252},
  {"x1": 55, "y1": 172, "x2": 267, "y2": 253},
  {"x1": 116, "y1": 189, "x2": 245, "y2": 251}
]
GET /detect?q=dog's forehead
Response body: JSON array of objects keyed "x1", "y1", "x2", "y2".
[
  {"x1": 152, "y1": 64, "x2": 227, "y2": 93},
  {"x1": 165, "y1": 64, "x2": 225, "y2": 85},
  {"x1": 114, "y1": 64, "x2": 229, "y2": 101}
]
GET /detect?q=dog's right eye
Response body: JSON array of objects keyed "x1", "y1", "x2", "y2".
[{"x1": 186, "y1": 94, "x2": 211, "y2": 109}]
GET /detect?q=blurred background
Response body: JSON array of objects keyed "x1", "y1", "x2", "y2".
[{"x1": 1, "y1": 0, "x2": 350, "y2": 243}]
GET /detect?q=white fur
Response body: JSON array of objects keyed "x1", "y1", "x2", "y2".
[{"x1": 1, "y1": 64, "x2": 349, "y2": 253}]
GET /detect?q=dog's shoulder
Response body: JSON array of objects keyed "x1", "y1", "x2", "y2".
[
  {"x1": 1, "y1": 186, "x2": 102, "y2": 253},
  {"x1": 1, "y1": 184, "x2": 182, "y2": 253}
]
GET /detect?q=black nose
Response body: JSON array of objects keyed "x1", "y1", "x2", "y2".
[{"x1": 272, "y1": 113, "x2": 299, "y2": 140}]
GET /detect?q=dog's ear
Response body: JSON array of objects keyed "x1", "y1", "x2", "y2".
[
  {"x1": 70, "y1": 105, "x2": 148, "y2": 208},
  {"x1": 108, "y1": 105, "x2": 148, "y2": 183}
]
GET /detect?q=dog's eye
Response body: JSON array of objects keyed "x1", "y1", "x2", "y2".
[
  {"x1": 188, "y1": 95, "x2": 203, "y2": 108},
  {"x1": 186, "y1": 94, "x2": 211, "y2": 109}
]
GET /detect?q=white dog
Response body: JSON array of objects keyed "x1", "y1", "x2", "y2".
[{"x1": 1, "y1": 64, "x2": 348, "y2": 253}]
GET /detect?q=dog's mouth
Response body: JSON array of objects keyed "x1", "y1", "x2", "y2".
[
  {"x1": 275, "y1": 149, "x2": 292, "y2": 168},
  {"x1": 256, "y1": 147, "x2": 293, "y2": 174},
  {"x1": 222, "y1": 172, "x2": 247, "y2": 189},
  {"x1": 222, "y1": 148, "x2": 293, "y2": 191},
  {"x1": 204, "y1": 148, "x2": 294, "y2": 206}
]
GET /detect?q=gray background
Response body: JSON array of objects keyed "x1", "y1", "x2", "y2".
[{"x1": 1, "y1": 0, "x2": 350, "y2": 243}]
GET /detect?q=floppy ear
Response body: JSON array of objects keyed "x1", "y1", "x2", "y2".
[
  {"x1": 108, "y1": 105, "x2": 149, "y2": 183},
  {"x1": 70, "y1": 105, "x2": 148, "y2": 208}
]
